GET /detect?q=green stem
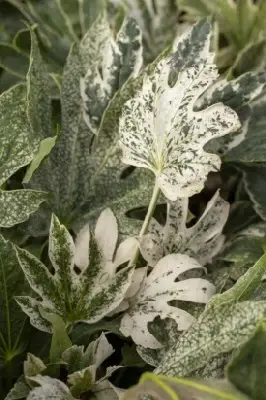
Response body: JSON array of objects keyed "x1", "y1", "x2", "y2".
[{"x1": 128, "y1": 182, "x2": 160, "y2": 268}]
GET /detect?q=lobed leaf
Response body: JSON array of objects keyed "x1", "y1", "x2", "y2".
[
  {"x1": 120, "y1": 254, "x2": 215, "y2": 348},
  {"x1": 141, "y1": 190, "x2": 229, "y2": 267},
  {"x1": 16, "y1": 211, "x2": 135, "y2": 332},
  {"x1": 119, "y1": 19, "x2": 240, "y2": 200}
]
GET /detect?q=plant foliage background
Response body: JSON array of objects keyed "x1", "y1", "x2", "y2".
[{"x1": 1, "y1": 1, "x2": 266, "y2": 399}]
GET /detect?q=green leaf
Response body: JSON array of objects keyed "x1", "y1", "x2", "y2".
[
  {"x1": 23, "y1": 136, "x2": 58, "y2": 184},
  {"x1": 68, "y1": 366, "x2": 95, "y2": 397},
  {"x1": 211, "y1": 252, "x2": 266, "y2": 307},
  {"x1": 26, "y1": 28, "x2": 52, "y2": 139},
  {"x1": 24, "y1": 353, "x2": 46, "y2": 378},
  {"x1": 0, "y1": 34, "x2": 50, "y2": 227},
  {"x1": 126, "y1": 373, "x2": 250, "y2": 399},
  {"x1": 155, "y1": 301, "x2": 266, "y2": 377},
  {"x1": 0, "y1": 42, "x2": 29, "y2": 79},
  {"x1": 4, "y1": 378, "x2": 30, "y2": 400},
  {"x1": 16, "y1": 213, "x2": 134, "y2": 332},
  {"x1": 0, "y1": 235, "x2": 30, "y2": 364},
  {"x1": 240, "y1": 164, "x2": 266, "y2": 220},
  {"x1": 227, "y1": 323, "x2": 266, "y2": 400},
  {"x1": 39, "y1": 310, "x2": 72, "y2": 363},
  {"x1": 119, "y1": 18, "x2": 240, "y2": 200},
  {"x1": 0, "y1": 190, "x2": 49, "y2": 228}
]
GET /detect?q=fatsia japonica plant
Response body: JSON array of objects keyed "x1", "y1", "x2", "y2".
[{"x1": 2, "y1": 1, "x2": 266, "y2": 399}]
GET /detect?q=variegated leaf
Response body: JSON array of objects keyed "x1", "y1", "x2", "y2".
[
  {"x1": 141, "y1": 190, "x2": 229, "y2": 267},
  {"x1": 155, "y1": 301, "x2": 266, "y2": 377},
  {"x1": 26, "y1": 20, "x2": 152, "y2": 239},
  {"x1": 124, "y1": 0, "x2": 178, "y2": 63},
  {"x1": 119, "y1": 19, "x2": 240, "y2": 200},
  {"x1": 26, "y1": 376, "x2": 74, "y2": 400},
  {"x1": 120, "y1": 254, "x2": 215, "y2": 348},
  {"x1": 0, "y1": 30, "x2": 50, "y2": 227},
  {"x1": 196, "y1": 71, "x2": 266, "y2": 156},
  {"x1": 80, "y1": 12, "x2": 143, "y2": 134},
  {"x1": 16, "y1": 212, "x2": 134, "y2": 332}
]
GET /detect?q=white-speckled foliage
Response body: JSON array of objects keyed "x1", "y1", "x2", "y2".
[
  {"x1": 124, "y1": 0, "x2": 178, "y2": 63},
  {"x1": 80, "y1": 12, "x2": 143, "y2": 134},
  {"x1": 120, "y1": 253, "x2": 215, "y2": 349},
  {"x1": 140, "y1": 190, "x2": 230, "y2": 267},
  {"x1": 156, "y1": 300, "x2": 266, "y2": 377},
  {"x1": 119, "y1": 19, "x2": 241, "y2": 200},
  {"x1": 15, "y1": 211, "x2": 134, "y2": 333},
  {"x1": 0, "y1": 83, "x2": 48, "y2": 227}
]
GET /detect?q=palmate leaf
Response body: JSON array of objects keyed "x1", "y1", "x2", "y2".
[
  {"x1": 124, "y1": 0, "x2": 178, "y2": 63},
  {"x1": 140, "y1": 190, "x2": 229, "y2": 267},
  {"x1": 120, "y1": 254, "x2": 215, "y2": 349},
  {"x1": 25, "y1": 12, "x2": 151, "y2": 238},
  {"x1": 119, "y1": 18, "x2": 240, "y2": 201},
  {"x1": 0, "y1": 236, "x2": 30, "y2": 366},
  {"x1": 15, "y1": 212, "x2": 134, "y2": 333}
]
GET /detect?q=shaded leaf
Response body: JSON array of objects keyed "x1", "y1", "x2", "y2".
[{"x1": 227, "y1": 323, "x2": 266, "y2": 400}]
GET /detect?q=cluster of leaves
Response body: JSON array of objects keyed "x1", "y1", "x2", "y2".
[{"x1": 2, "y1": 1, "x2": 266, "y2": 399}]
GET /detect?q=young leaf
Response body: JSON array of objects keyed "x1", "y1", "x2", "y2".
[
  {"x1": 227, "y1": 323, "x2": 266, "y2": 400},
  {"x1": 23, "y1": 136, "x2": 57, "y2": 184},
  {"x1": 26, "y1": 376, "x2": 74, "y2": 400},
  {"x1": 39, "y1": 310, "x2": 72, "y2": 363},
  {"x1": 119, "y1": 19, "x2": 240, "y2": 200},
  {"x1": 16, "y1": 212, "x2": 134, "y2": 332},
  {"x1": 140, "y1": 190, "x2": 229, "y2": 267},
  {"x1": 24, "y1": 353, "x2": 46, "y2": 378},
  {"x1": 120, "y1": 254, "x2": 215, "y2": 348},
  {"x1": 155, "y1": 301, "x2": 266, "y2": 377}
]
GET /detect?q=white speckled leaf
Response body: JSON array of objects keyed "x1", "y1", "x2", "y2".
[
  {"x1": 196, "y1": 71, "x2": 266, "y2": 156},
  {"x1": 26, "y1": 21, "x2": 149, "y2": 239},
  {"x1": 120, "y1": 254, "x2": 215, "y2": 348},
  {"x1": 16, "y1": 212, "x2": 134, "y2": 332},
  {"x1": 26, "y1": 376, "x2": 74, "y2": 400},
  {"x1": 124, "y1": 0, "x2": 178, "y2": 63},
  {"x1": 80, "y1": 12, "x2": 143, "y2": 134},
  {"x1": 141, "y1": 190, "x2": 229, "y2": 267},
  {"x1": 119, "y1": 20, "x2": 240, "y2": 200},
  {"x1": 156, "y1": 301, "x2": 266, "y2": 377}
]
